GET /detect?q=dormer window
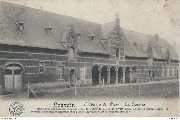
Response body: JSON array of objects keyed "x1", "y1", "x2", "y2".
[
  {"x1": 167, "y1": 57, "x2": 170, "y2": 64},
  {"x1": 16, "y1": 22, "x2": 24, "y2": 31},
  {"x1": 76, "y1": 33, "x2": 81, "y2": 39},
  {"x1": 39, "y1": 61, "x2": 45, "y2": 73},
  {"x1": 71, "y1": 35, "x2": 74, "y2": 39},
  {"x1": 89, "y1": 34, "x2": 95, "y2": 40},
  {"x1": 45, "y1": 27, "x2": 52, "y2": 35},
  {"x1": 133, "y1": 41, "x2": 137, "y2": 47}
]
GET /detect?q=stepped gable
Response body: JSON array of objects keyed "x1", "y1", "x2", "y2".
[{"x1": 101, "y1": 22, "x2": 179, "y2": 60}]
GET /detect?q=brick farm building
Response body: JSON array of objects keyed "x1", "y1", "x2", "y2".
[{"x1": 0, "y1": 2, "x2": 179, "y2": 93}]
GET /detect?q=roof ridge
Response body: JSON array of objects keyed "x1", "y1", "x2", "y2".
[{"x1": 0, "y1": 1, "x2": 100, "y2": 25}]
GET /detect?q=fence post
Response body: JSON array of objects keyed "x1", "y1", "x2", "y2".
[
  {"x1": 138, "y1": 84, "x2": 141, "y2": 97},
  {"x1": 28, "y1": 82, "x2": 29, "y2": 98},
  {"x1": 102, "y1": 78, "x2": 104, "y2": 86},
  {"x1": 75, "y1": 82, "x2": 76, "y2": 97}
]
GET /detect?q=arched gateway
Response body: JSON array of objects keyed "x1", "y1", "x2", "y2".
[
  {"x1": 110, "y1": 67, "x2": 116, "y2": 84},
  {"x1": 3, "y1": 63, "x2": 24, "y2": 93},
  {"x1": 118, "y1": 67, "x2": 123, "y2": 83},
  {"x1": 101, "y1": 66, "x2": 108, "y2": 84},
  {"x1": 92, "y1": 65, "x2": 99, "y2": 85}
]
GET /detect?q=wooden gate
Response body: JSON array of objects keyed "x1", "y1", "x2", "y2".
[{"x1": 4, "y1": 66, "x2": 22, "y2": 93}]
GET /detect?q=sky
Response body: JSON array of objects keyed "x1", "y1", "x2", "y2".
[{"x1": 2, "y1": 0, "x2": 180, "y2": 52}]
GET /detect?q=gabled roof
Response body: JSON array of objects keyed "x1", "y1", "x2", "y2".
[
  {"x1": 0, "y1": 2, "x2": 178, "y2": 60},
  {"x1": 101, "y1": 22, "x2": 147, "y2": 58},
  {"x1": 150, "y1": 38, "x2": 179, "y2": 60},
  {"x1": 101, "y1": 22, "x2": 179, "y2": 61},
  {"x1": 0, "y1": 1, "x2": 108, "y2": 54}
]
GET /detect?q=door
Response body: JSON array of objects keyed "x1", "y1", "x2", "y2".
[
  {"x1": 4, "y1": 69, "x2": 13, "y2": 92},
  {"x1": 4, "y1": 66, "x2": 22, "y2": 93},
  {"x1": 70, "y1": 69, "x2": 76, "y2": 86},
  {"x1": 13, "y1": 69, "x2": 22, "y2": 92},
  {"x1": 57, "y1": 66, "x2": 63, "y2": 81}
]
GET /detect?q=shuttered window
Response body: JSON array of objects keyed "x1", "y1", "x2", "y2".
[
  {"x1": 80, "y1": 67, "x2": 85, "y2": 80},
  {"x1": 116, "y1": 48, "x2": 120, "y2": 59},
  {"x1": 39, "y1": 61, "x2": 45, "y2": 73},
  {"x1": 57, "y1": 66, "x2": 64, "y2": 80}
]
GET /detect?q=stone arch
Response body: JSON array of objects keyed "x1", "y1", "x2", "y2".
[
  {"x1": 101, "y1": 65, "x2": 108, "y2": 85},
  {"x1": 125, "y1": 67, "x2": 130, "y2": 83},
  {"x1": 118, "y1": 67, "x2": 123, "y2": 83},
  {"x1": 132, "y1": 66, "x2": 137, "y2": 83},
  {"x1": 92, "y1": 65, "x2": 100, "y2": 86},
  {"x1": 3, "y1": 62, "x2": 25, "y2": 93},
  {"x1": 110, "y1": 66, "x2": 116, "y2": 84},
  {"x1": 3, "y1": 62, "x2": 25, "y2": 71}
]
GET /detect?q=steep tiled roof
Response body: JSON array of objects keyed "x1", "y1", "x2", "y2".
[
  {"x1": 101, "y1": 22, "x2": 179, "y2": 60},
  {"x1": 0, "y1": 2, "x2": 178, "y2": 60},
  {"x1": 0, "y1": 2, "x2": 108, "y2": 54},
  {"x1": 150, "y1": 38, "x2": 179, "y2": 60}
]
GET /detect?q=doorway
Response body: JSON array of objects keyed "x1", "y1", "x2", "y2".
[
  {"x1": 92, "y1": 65, "x2": 99, "y2": 85},
  {"x1": 4, "y1": 64, "x2": 23, "y2": 93},
  {"x1": 70, "y1": 69, "x2": 76, "y2": 86}
]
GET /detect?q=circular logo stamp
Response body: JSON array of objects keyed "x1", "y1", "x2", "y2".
[{"x1": 9, "y1": 102, "x2": 24, "y2": 117}]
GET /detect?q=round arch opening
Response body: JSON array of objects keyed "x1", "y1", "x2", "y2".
[
  {"x1": 101, "y1": 66, "x2": 108, "y2": 85},
  {"x1": 92, "y1": 65, "x2": 99, "y2": 86},
  {"x1": 110, "y1": 67, "x2": 116, "y2": 84},
  {"x1": 125, "y1": 67, "x2": 130, "y2": 83},
  {"x1": 118, "y1": 67, "x2": 123, "y2": 83},
  {"x1": 4, "y1": 63, "x2": 24, "y2": 93}
]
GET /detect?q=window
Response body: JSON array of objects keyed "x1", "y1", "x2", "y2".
[
  {"x1": 167, "y1": 67, "x2": 169, "y2": 76},
  {"x1": 5, "y1": 69, "x2": 12, "y2": 75},
  {"x1": 142, "y1": 66, "x2": 144, "y2": 73},
  {"x1": 57, "y1": 66, "x2": 64, "y2": 80},
  {"x1": 89, "y1": 34, "x2": 95, "y2": 40},
  {"x1": 71, "y1": 35, "x2": 74, "y2": 39},
  {"x1": 148, "y1": 70, "x2": 151, "y2": 77},
  {"x1": 39, "y1": 61, "x2": 45, "y2": 73},
  {"x1": 69, "y1": 47, "x2": 75, "y2": 61},
  {"x1": 133, "y1": 41, "x2": 137, "y2": 47},
  {"x1": 172, "y1": 67, "x2": 175, "y2": 76},
  {"x1": 45, "y1": 27, "x2": 52, "y2": 35},
  {"x1": 155, "y1": 67, "x2": 158, "y2": 73},
  {"x1": 14, "y1": 69, "x2": 21, "y2": 75},
  {"x1": 116, "y1": 48, "x2": 120, "y2": 59},
  {"x1": 80, "y1": 67, "x2": 85, "y2": 80},
  {"x1": 148, "y1": 56, "x2": 153, "y2": 66},
  {"x1": 76, "y1": 33, "x2": 81, "y2": 39},
  {"x1": 16, "y1": 22, "x2": 24, "y2": 31},
  {"x1": 167, "y1": 58, "x2": 170, "y2": 64}
]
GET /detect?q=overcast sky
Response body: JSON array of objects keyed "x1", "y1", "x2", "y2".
[{"x1": 2, "y1": 0, "x2": 180, "y2": 51}]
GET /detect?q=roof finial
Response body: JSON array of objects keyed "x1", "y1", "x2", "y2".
[
  {"x1": 115, "y1": 12, "x2": 120, "y2": 25},
  {"x1": 116, "y1": 12, "x2": 118, "y2": 18}
]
